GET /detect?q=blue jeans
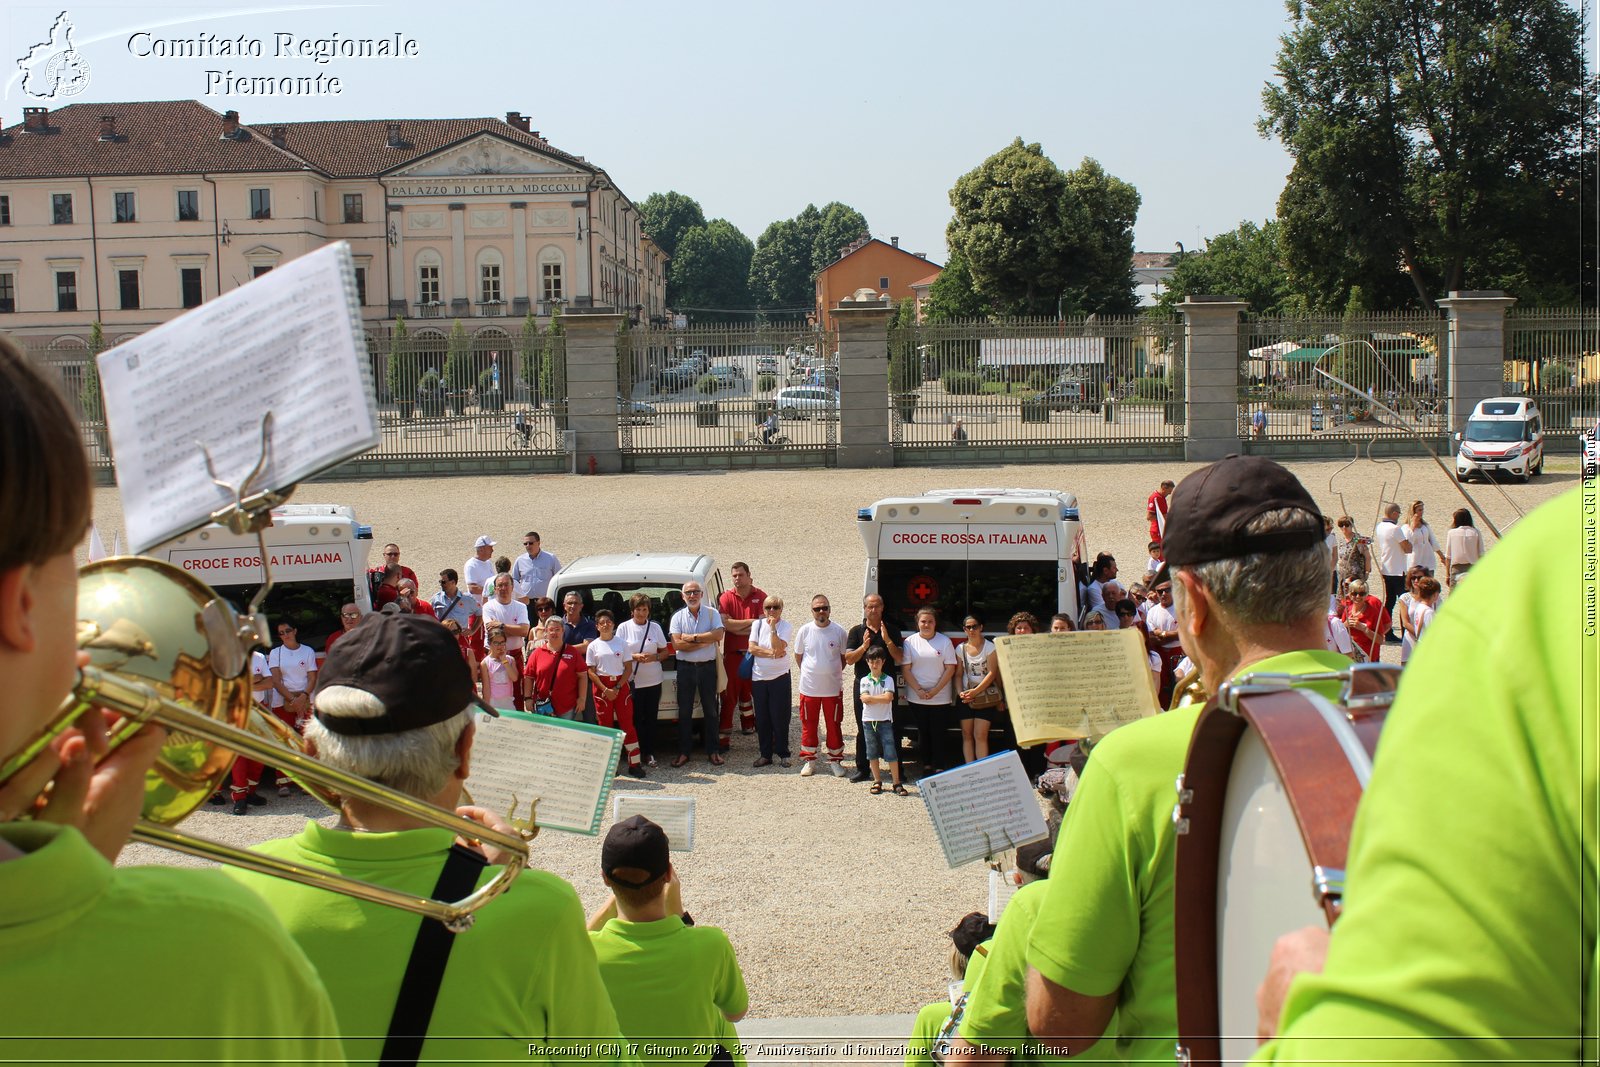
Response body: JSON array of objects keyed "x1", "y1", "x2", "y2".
[
  {"x1": 862, "y1": 720, "x2": 897, "y2": 763},
  {"x1": 676, "y1": 659, "x2": 719, "y2": 756},
  {"x1": 752, "y1": 673, "x2": 792, "y2": 759}
]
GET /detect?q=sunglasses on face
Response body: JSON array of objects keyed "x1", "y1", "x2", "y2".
[
  {"x1": 765, "y1": 605, "x2": 782, "y2": 612},
  {"x1": 963, "y1": 624, "x2": 981, "y2": 630},
  {"x1": 341, "y1": 612, "x2": 359, "y2": 619},
  {"x1": 812, "y1": 606, "x2": 829, "y2": 613}
]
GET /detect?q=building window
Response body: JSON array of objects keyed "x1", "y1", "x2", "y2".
[
  {"x1": 353, "y1": 267, "x2": 367, "y2": 305},
  {"x1": 343, "y1": 194, "x2": 363, "y2": 223},
  {"x1": 0, "y1": 195, "x2": 10, "y2": 225},
  {"x1": 480, "y1": 263, "x2": 502, "y2": 304},
  {"x1": 181, "y1": 268, "x2": 203, "y2": 309},
  {"x1": 252, "y1": 265, "x2": 273, "y2": 278},
  {"x1": 114, "y1": 192, "x2": 136, "y2": 223},
  {"x1": 56, "y1": 271, "x2": 77, "y2": 311},
  {"x1": 879, "y1": 276, "x2": 889, "y2": 289},
  {"x1": 118, "y1": 269, "x2": 140, "y2": 310},
  {"x1": 177, "y1": 189, "x2": 200, "y2": 221},
  {"x1": 0, "y1": 273, "x2": 14, "y2": 312},
  {"x1": 249, "y1": 188, "x2": 271, "y2": 220},
  {"x1": 52, "y1": 194, "x2": 73, "y2": 225},
  {"x1": 312, "y1": 190, "x2": 320, "y2": 222},
  {"x1": 419, "y1": 264, "x2": 440, "y2": 304},
  {"x1": 541, "y1": 262, "x2": 563, "y2": 303}
]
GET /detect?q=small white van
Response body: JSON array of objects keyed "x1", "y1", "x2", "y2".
[
  {"x1": 1456, "y1": 397, "x2": 1544, "y2": 483},
  {"x1": 148, "y1": 504, "x2": 374, "y2": 655},
  {"x1": 546, "y1": 552, "x2": 725, "y2": 721}
]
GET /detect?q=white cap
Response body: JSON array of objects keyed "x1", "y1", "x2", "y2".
[{"x1": 474, "y1": 535, "x2": 496, "y2": 548}]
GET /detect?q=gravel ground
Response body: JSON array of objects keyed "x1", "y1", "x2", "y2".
[{"x1": 91, "y1": 455, "x2": 1572, "y2": 1018}]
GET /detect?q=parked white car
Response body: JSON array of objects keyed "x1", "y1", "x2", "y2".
[{"x1": 774, "y1": 385, "x2": 840, "y2": 419}]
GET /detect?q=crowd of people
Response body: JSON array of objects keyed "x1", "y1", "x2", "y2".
[{"x1": 1, "y1": 322, "x2": 1590, "y2": 1067}]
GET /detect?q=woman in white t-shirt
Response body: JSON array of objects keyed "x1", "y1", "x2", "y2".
[
  {"x1": 1443, "y1": 508, "x2": 1484, "y2": 588},
  {"x1": 616, "y1": 593, "x2": 669, "y2": 769},
  {"x1": 1403, "y1": 500, "x2": 1443, "y2": 575},
  {"x1": 902, "y1": 608, "x2": 958, "y2": 774},
  {"x1": 954, "y1": 615, "x2": 999, "y2": 765},
  {"x1": 748, "y1": 596, "x2": 794, "y2": 768},
  {"x1": 587, "y1": 610, "x2": 642, "y2": 777}
]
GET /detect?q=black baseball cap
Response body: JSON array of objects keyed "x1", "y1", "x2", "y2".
[
  {"x1": 601, "y1": 814, "x2": 671, "y2": 889},
  {"x1": 1154, "y1": 455, "x2": 1322, "y2": 585},
  {"x1": 314, "y1": 614, "x2": 496, "y2": 736},
  {"x1": 949, "y1": 912, "x2": 997, "y2": 959}
]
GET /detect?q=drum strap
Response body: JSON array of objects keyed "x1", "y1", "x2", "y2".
[{"x1": 380, "y1": 844, "x2": 489, "y2": 1067}]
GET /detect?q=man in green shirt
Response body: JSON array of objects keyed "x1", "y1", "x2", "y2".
[
  {"x1": 1025, "y1": 456, "x2": 1350, "y2": 1060},
  {"x1": 1254, "y1": 489, "x2": 1596, "y2": 1063},
  {"x1": 587, "y1": 815, "x2": 749, "y2": 1065},
  {"x1": 230, "y1": 614, "x2": 628, "y2": 1065}
]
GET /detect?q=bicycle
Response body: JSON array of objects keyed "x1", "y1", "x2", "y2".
[
  {"x1": 741, "y1": 428, "x2": 790, "y2": 449},
  {"x1": 505, "y1": 422, "x2": 552, "y2": 450}
]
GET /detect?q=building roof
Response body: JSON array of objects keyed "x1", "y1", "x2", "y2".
[
  {"x1": 816, "y1": 237, "x2": 942, "y2": 278},
  {"x1": 1132, "y1": 251, "x2": 1176, "y2": 269},
  {"x1": 908, "y1": 271, "x2": 942, "y2": 289},
  {"x1": 0, "y1": 100, "x2": 594, "y2": 181},
  {"x1": 0, "y1": 100, "x2": 308, "y2": 178}
]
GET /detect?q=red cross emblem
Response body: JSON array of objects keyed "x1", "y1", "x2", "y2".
[{"x1": 907, "y1": 576, "x2": 938, "y2": 605}]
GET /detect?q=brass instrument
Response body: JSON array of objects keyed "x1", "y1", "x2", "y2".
[
  {"x1": 0, "y1": 557, "x2": 528, "y2": 932},
  {"x1": 1169, "y1": 665, "x2": 1207, "y2": 710}
]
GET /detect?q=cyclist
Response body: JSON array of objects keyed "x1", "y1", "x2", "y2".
[
  {"x1": 513, "y1": 410, "x2": 532, "y2": 446},
  {"x1": 759, "y1": 409, "x2": 780, "y2": 445}
]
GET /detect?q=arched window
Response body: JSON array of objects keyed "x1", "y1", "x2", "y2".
[
  {"x1": 538, "y1": 246, "x2": 565, "y2": 304},
  {"x1": 476, "y1": 248, "x2": 504, "y2": 307}
]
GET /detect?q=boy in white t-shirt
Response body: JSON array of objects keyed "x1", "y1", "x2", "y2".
[{"x1": 858, "y1": 648, "x2": 906, "y2": 796}]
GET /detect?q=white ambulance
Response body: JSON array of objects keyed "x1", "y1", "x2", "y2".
[
  {"x1": 857, "y1": 488, "x2": 1086, "y2": 638},
  {"x1": 1455, "y1": 396, "x2": 1545, "y2": 483},
  {"x1": 149, "y1": 504, "x2": 374, "y2": 655}
]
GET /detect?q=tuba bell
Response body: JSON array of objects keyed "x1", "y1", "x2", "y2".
[{"x1": 0, "y1": 557, "x2": 528, "y2": 932}]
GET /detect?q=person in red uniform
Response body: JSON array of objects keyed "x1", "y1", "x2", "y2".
[
  {"x1": 716, "y1": 561, "x2": 766, "y2": 750},
  {"x1": 524, "y1": 616, "x2": 588, "y2": 719},
  {"x1": 1339, "y1": 578, "x2": 1390, "y2": 663},
  {"x1": 1146, "y1": 479, "x2": 1174, "y2": 545},
  {"x1": 324, "y1": 603, "x2": 361, "y2": 653},
  {"x1": 368, "y1": 542, "x2": 418, "y2": 587}
]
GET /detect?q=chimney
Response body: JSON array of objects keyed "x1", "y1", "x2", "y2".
[
  {"x1": 270, "y1": 125, "x2": 287, "y2": 148},
  {"x1": 385, "y1": 122, "x2": 404, "y2": 148},
  {"x1": 530, "y1": 130, "x2": 541, "y2": 140},
  {"x1": 891, "y1": 236, "x2": 899, "y2": 248},
  {"x1": 23, "y1": 107, "x2": 48, "y2": 132},
  {"x1": 98, "y1": 115, "x2": 117, "y2": 141},
  {"x1": 220, "y1": 109, "x2": 240, "y2": 139},
  {"x1": 505, "y1": 111, "x2": 530, "y2": 132}
]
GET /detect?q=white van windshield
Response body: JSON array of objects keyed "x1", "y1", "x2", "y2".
[
  {"x1": 1464, "y1": 419, "x2": 1526, "y2": 443},
  {"x1": 559, "y1": 583, "x2": 686, "y2": 635}
]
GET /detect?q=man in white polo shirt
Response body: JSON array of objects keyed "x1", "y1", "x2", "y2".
[
  {"x1": 669, "y1": 580, "x2": 724, "y2": 768},
  {"x1": 792, "y1": 593, "x2": 848, "y2": 777},
  {"x1": 463, "y1": 534, "x2": 498, "y2": 597},
  {"x1": 481, "y1": 573, "x2": 531, "y2": 711},
  {"x1": 1373, "y1": 502, "x2": 1413, "y2": 642},
  {"x1": 268, "y1": 620, "x2": 318, "y2": 795},
  {"x1": 511, "y1": 530, "x2": 562, "y2": 605}
]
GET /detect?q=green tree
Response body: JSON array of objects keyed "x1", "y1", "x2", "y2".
[
  {"x1": 541, "y1": 305, "x2": 565, "y2": 401},
  {"x1": 887, "y1": 298, "x2": 920, "y2": 393},
  {"x1": 945, "y1": 139, "x2": 1140, "y2": 317},
  {"x1": 386, "y1": 317, "x2": 415, "y2": 400},
  {"x1": 923, "y1": 249, "x2": 991, "y2": 321},
  {"x1": 517, "y1": 311, "x2": 538, "y2": 395},
  {"x1": 748, "y1": 218, "x2": 813, "y2": 311},
  {"x1": 1262, "y1": 0, "x2": 1592, "y2": 307},
  {"x1": 638, "y1": 192, "x2": 706, "y2": 261},
  {"x1": 809, "y1": 201, "x2": 870, "y2": 274},
  {"x1": 670, "y1": 219, "x2": 754, "y2": 321},
  {"x1": 80, "y1": 321, "x2": 106, "y2": 420},
  {"x1": 1158, "y1": 220, "x2": 1301, "y2": 315},
  {"x1": 442, "y1": 319, "x2": 470, "y2": 391}
]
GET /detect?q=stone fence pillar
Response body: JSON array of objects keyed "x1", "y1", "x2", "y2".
[
  {"x1": 562, "y1": 309, "x2": 624, "y2": 474},
  {"x1": 835, "y1": 297, "x2": 894, "y2": 469},
  {"x1": 1179, "y1": 296, "x2": 1248, "y2": 462},
  {"x1": 1437, "y1": 291, "x2": 1515, "y2": 432}
]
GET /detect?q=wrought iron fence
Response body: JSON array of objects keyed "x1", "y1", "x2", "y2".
[
  {"x1": 1505, "y1": 307, "x2": 1600, "y2": 442},
  {"x1": 887, "y1": 314, "x2": 1187, "y2": 449},
  {"x1": 1238, "y1": 311, "x2": 1446, "y2": 442},
  {"x1": 24, "y1": 336, "x2": 114, "y2": 475},
  {"x1": 620, "y1": 321, "x2": 836, "y2": 457}
]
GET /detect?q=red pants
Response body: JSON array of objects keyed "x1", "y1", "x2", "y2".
[
  {"x1": 508, "y1": 646, "x2": 525, "y2": 712},
  {"x1": 595, "y1": 674, "x2": 640, "y2": 767},
  {"x1": 799, "y1": 694, "x2": 844, "y2": 763},
  {"x1": 268, "y1": 698, "x2": 307, "y2": 789},
  {"x1": 720, "y1": 650, "x2": 755, "y2": 740}
]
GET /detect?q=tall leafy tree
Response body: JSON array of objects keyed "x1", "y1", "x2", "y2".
[
  {"x1": 923, "y1": 249, "x2": 991, "y2": 320},
  {"x1": 810, "y1": 201, "x2": 870, "y2": 274},
  {"x1": 637, "y1": 191, "x2": 705, "y2": 261},
  {"x1": 945, "y1": 139, "x2": 1140, "y2": 316},
  {"x1": 670, "y1": 219, "x2": 755, "y2": 321},
  {"x1": 748, "y1": 218, "x2": 814, "y2": 311},
  {"x1": 1261, "y1": 0, "x2": 1591, "y2": 307},
  {"x1": 1157, "y1": 220, "x2": 1303, "y2": 316}
]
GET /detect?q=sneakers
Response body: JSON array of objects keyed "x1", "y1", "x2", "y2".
[
  {"x1": 646, "y1": 755, "x2": 658, "y2": 769},
  {"x1": 779, "y1": 757, "x2": 792, "y2": 768},
  {"x1": 246, "y1": 792, "x2": 267, "y2": 807},
  {"x1": 849, "y1": 770, "x2": 872, "y2": 784},
  {"x1": 278, "y1": 784, "x2": 292, "y2": 797},
  {"x1": 628, "y1": 764, "x2": 647, "y2": 779},
  {"x1": 207, "y1": 791, "x2": 226, "y2": 806},
  {"x1": 753, "y1": 757, "x2": 772, "y2": 768},
  {"x1": 800, "y1": 760, "x2": 815, "y2": 777},
  {"x1": 231, "y1": 798, "x2": 250, "y2": 815},
  {"x1": 829, "y1": 761, "x2": 847, "y2": 778},
  {"x1": 740, "y1": 726, "x2": 756, "y2": 736}
]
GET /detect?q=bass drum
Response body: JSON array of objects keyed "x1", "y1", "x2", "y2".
[{"x1": 1173, "y1": 664, "x2": 1397, "y2": 1066}]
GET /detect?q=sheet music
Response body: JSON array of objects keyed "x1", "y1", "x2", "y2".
[
  {"x1": 612, "y1": 795, "x2": 696, "y2": 851},
  {"x1": 918, "y1": 750, "x2": 1048, "y2": 869},
  {"x1": 988, "y1": 867, "x2": 1020, "y2": 923},
  {"x1": 993, "y1": 629, "x2": 1158, "y2": 746},
  {"x1": 465, "y1": 711, "x2": 623, "y2": 836},
  {"x1": 98, "y1": 242, "x2": 379, "y2": 553}
]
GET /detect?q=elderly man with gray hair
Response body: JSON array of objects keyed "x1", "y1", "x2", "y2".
[
  {"x1": 1016, "y1": 456, "x2": 1353, "y2": 1062},
  {"x1": 227, "y1": 615, "x2": 626, "y2": 1064}
]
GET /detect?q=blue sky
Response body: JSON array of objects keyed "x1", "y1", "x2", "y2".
[{"x1": 5, "y1": 1, "x2": 1586, "y2": 262}]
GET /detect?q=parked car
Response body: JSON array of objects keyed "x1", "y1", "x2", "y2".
[
  {"x1": 652, "y1": 366, "x2": 696, "y2": 393},
  {"x1": 617, "y1": 396, "x2": 658, "y2": 423},
  {"x1": 673, "y1": 350, "x2": 710, "y2": 375},
  {"x1": 755, "y1": 355, "x2": 780, "y2": 375},
  {"x1": 775, "y1": 385, "x2": 840, "y2": 419},
  {"x1": 1039, "y1": 381, "x2": 1093, "y2": 413},
  {"x1": 708, "y1": 365, "x2": 744, "y2": 389}
]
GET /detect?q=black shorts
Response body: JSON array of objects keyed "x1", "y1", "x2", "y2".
[{"x1": 957, "y1": 698, "x2": 999, "y2": 723}]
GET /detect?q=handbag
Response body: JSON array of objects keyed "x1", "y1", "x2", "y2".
[
  {"x1": 960, "y1": 645, "x2": 1003, "y2": 709},
  {"x1": 739, "y1": 619, "x2": 759, "y2": 680}
]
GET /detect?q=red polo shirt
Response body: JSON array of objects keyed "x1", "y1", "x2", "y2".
[{"x1": 718, "y1": 585, "x2": 767, "y2": 652}]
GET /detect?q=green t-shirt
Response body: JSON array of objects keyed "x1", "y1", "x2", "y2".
[
  {"x1": 1027, "y1": 648, "x2": 1350, "y2": 1062},
  {"x1": 0, "y1": 822, "x2": 343, "y2": 1064},
  {"x1": 905, "y1": 1001, "x2": 951, "y2": 1067},
  {"x1": 590, "y1": 915, "x2": 749, "y2": 1066},
  {"x1": 231, "y1": 821, "x2": 625, "y2": 1065},
  {"x1": 1256, "y1": 490, "x2": 1598, "y2": 1063},
  {"x1": 961, "y1": 879, "x2": 1114, "y2": 1062}
]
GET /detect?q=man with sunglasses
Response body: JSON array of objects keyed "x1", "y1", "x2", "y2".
[
  {"x1": 793, "y1": 595, "x2": 848, "y2": 777},
  {"x1": 369, "y1": 542, "x2": 418, "y2": 588},
  {"x1": 510, "y1": 531, "x2": 561, "y2": 606},
  {"x1": 268, "y1": 621, "x2": 318, "y2": 796},
  {"x1": 324, "y1": 603, "x2": 362, "y2": 654}
]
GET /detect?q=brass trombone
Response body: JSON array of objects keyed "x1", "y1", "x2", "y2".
[{"x1": 0, "y1": 556, "x2": 528, "y2": 933}]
